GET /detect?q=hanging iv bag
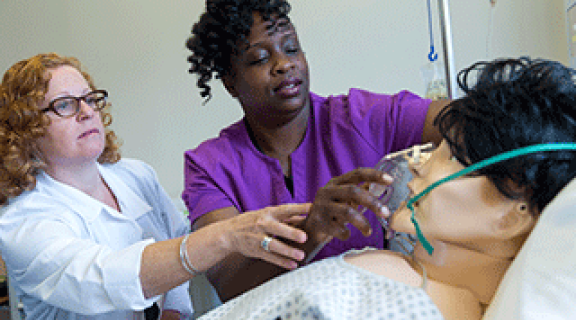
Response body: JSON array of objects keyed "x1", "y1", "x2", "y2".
[{"x1": 421, "y1": 60, "x2": 449, "y2": 100}]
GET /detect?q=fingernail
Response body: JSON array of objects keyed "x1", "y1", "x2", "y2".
[
  {"x1": 365, "y1": 228, "x2": 373, "y2": 237},
  {"x1": 296, "y1": 250, "x2": 305, "y2": 261},
  {"x1": 382, "y1": 173, "x2": 393, "y2": 183},
  {"x1": 380, "y1": 205, "x2": 390, "y2": 217},
  {"x1": 299, "y1": 232, "x2": 308, "y2": 243}
]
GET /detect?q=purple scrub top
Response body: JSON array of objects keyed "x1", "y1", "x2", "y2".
[{"x1": 183, "y1": 89, "x2": 430, "y2": 261}]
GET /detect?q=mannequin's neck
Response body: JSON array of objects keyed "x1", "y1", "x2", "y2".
[{"x1": 412, "y1": 240, "x2": 513, "y2": 304}]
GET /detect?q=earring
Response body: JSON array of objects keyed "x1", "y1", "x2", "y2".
[{"x1": 518, "y1": 203, "x2": 528, "y2": 212}]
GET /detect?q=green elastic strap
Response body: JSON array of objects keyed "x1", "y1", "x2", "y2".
[{"x1": 407, "y1": 143, "x2": 576, "y2": 255}]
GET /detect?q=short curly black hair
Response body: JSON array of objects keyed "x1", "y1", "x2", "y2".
[
  {"x1": 186, "y1": 0, "x2": 292, "y2": 101},
  {"x1": 436, "y1": 57, "x2": 576, "y2": 213}
]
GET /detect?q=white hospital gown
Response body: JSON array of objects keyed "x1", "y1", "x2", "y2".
[{"x1": 200, "y1": 249, "x2": 444, "y2": 320}]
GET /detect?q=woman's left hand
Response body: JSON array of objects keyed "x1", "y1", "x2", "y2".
[{"x1": 303, "y1": 168, "x2": 393, "y2": 242}]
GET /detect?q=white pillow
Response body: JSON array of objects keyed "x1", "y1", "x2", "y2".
[{"x1": 484, "y1": 177, "x2": 576, "y2": 319}]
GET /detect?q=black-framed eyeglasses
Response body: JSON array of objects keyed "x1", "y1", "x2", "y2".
[{"x1": 41, "y1": 90, "x2": 108, "y2": 118}]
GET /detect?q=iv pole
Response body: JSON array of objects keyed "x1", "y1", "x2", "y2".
[{"x1": 437, "y1": 0, "x2": 458, "y2": 99}]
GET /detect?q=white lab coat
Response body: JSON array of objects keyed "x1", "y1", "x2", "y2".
[{"x1": 0, "y1": 158, "x2": 193, "y2": 319}]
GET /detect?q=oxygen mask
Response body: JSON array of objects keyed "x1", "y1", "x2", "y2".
[{"x1": 364, "y1": 143, "x2": 435, "y2": 240}]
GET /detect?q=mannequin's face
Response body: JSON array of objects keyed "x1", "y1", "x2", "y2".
[{"x1": 391, "y1": 140, "x2": 523, "y2": 251}]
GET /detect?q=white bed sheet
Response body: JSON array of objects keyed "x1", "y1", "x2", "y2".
[{"x1": 484, "y1": 177, "x2": 576, "y2": 319}]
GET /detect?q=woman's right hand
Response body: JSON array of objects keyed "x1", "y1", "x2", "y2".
[{"x1": 219, "y1": 203, "x2": 311, "y2": 270}]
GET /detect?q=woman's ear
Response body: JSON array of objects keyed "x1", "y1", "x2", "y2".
[
  {"x1": 222, "y1": 74, "x2": 238, "y2": 98},
  {"x1": 494, "y1": 201, "x2": 536, "y2": 240}
]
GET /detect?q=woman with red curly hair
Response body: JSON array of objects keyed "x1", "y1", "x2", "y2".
[
  {"x1": 0, "y1": 53, "x2": 310, "y2": 320},
  {"x1": 0, "y1": 53, "x2": 121, "y2": 204}
]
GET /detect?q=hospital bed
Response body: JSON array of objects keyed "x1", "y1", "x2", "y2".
[{"x1": 190, "y1": 176, "x2": 576, "y2": 319}]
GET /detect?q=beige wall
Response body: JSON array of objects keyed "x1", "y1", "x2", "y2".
[{"x1": 0, "y1": 0, "x2": 569, "y2": 199}]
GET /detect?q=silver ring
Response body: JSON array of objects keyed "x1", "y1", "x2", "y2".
[{"x1": 261, "y1": 236, "x2": 273, "y2": 252}]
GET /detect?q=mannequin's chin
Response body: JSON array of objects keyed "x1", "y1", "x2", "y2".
[{"x1": 390, "y1": 205, "x2": 416, "y2": 235}]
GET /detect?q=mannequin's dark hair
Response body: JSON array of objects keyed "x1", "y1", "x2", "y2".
[
  {"x1": 186, "y1": 0, "x2": 291, "y2": 101},
  {"x1": 436, "y1": 57, "x2": 576, "y2": 213}
]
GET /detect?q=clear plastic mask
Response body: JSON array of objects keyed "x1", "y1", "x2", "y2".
[{"x1": 365, "y1": 143, "x2": 435, "y2": 239}]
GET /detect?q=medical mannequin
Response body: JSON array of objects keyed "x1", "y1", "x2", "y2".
[{"x1": 198, "y1": 57, "x2": 576, "y2": 320}]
